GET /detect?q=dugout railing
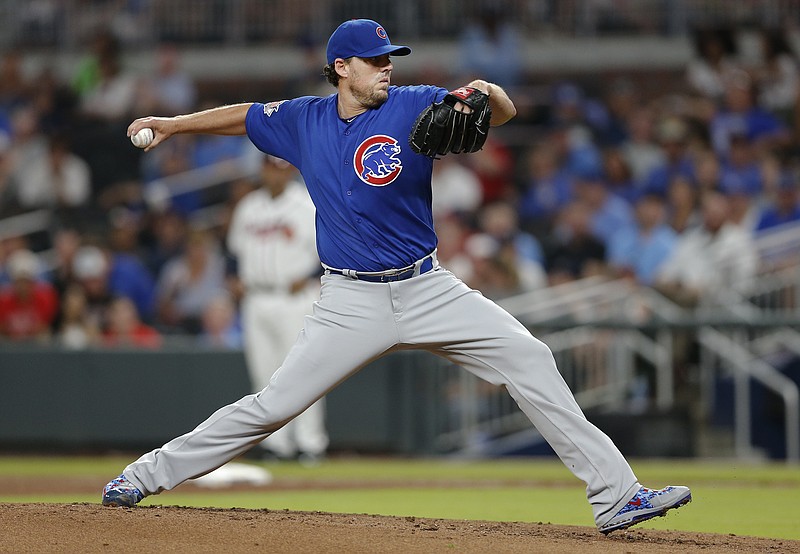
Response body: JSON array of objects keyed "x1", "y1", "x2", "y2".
[{"x1": 440, "y1": 240, "x2": 800, "y2": 462}]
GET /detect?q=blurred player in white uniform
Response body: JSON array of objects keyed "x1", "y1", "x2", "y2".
[{"x1": 227, "y1": 155, "x2": 328, "y2": 461}]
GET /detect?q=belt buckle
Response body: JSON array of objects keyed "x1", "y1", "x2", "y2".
[
  {"x1": 381, "y1": 268, "x2": 413, "y2": 282},
  {"x1": 380, "y1": 271, "x2": 403, "y2": 282}
]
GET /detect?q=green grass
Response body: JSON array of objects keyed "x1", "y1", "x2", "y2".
[{"x1": 1, "y1": 456, "x2": 798, "y2": 540}]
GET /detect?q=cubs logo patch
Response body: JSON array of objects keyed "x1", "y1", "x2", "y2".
[
  {"x1": 353, "y1": 135, "x2": 403, "y2": 186},
  {"x1": 263, "y1": 100, "x2": 286, "y2": 117},
  {"x1": 376, "y1": 26, "x2": 387, "y2": 39}
]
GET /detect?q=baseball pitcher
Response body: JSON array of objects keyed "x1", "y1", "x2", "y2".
[{"x1": 103, "y1": 19, "x2": 690, "y2": 534}]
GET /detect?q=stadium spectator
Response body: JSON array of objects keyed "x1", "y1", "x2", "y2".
[
  {"x1": 686, "y1": 27, "x2": 741, "y2": 103},
  {"x1": 433, "y1": 213, "x2": 475, "y2": 284},
  {"x1": 693, "y1": 149, "x2": 722, "y2": 194},
  {"x1": 619, "y1": 106, "x2": 665, "y2": 185},
  {"x1": 717, "y1": 133, "x2": 763, "y2": 229},
  {"x1": 598, "y1": 78, "x2": 639, "y2": 147},
  {"x1": 665, "y1": 175, "x2": 702, "y2": 234},
  {"x1": 0, "y1": 236, "x2": 46, "y2": 286},
  {"x1": 750, "y1": 27, "x2": 799, "y2": 124},
  {"x1": 72, "y1": 29, "x2": 118, "y2": 98},
  {"x1": 13, "y1": 132, "x2": 92, "y2": 211},
  {"x1": 606, "y1": 193, "x2": 677, "y2": 285},
  {"x1": 27, "y1": 64, "x2": 78, "y2": 135},
  {"x1": 155, "y1": 228, "x2": 227, "y2": 334},
  {"x1": 107, "y1": 207, "x2": 146, "y2": 257},
  {"x1": 0, "y1": 249, "x2": 58, "y2": 341},
  {"x1": 459, "y1": 3, "x2": 523, "y2": 89},
  {"x1": 0, "y1": 50, "x2": 29, "y2": 117},
  {"x1": 547, "y1": 81, "x2": 610, "y2": 145},
  {"x1": 478, "y1": 200, "x2": 544, "y2": 267},
  {"x1": 49, "y1": 227, "x2": 83, "y2": 294},
  {"x1": 602, "y1": 148, "x2": 638, "y2": 204},
  {"x1": 54, "y1": 283, "x2": 99, "y2": 349},
  {"x1": 136, "y1": 44, "x2": 197, "y2": 116},
  {"x1": 477, "y1": 201, "x2": 546, "y2": 291},
  {"x1": 141, "y1": 209, "x2": 189, "y2": 277},
  {"x1": 196, "y1": 292, "x2": 242, "y2": 349},
  {"x1": 640, "y1": 116, "x2": 695, "y2": 197},
  {"x1": 755, "y1": 171, "x2": 800, "y2": 232},
  {"x1": 431, "y1": 155, "x2": 483, "y2": 218},
  {"x1": 464, "y1": 136, "x2": 515, "y2": 204},
  {"x1": 3, "y1": 105, "x2": 49, "y2": 214},
  {"x1": 709, "y1": 69, "x2": 790, "y2": 158},
  {"x1": 518, "y1": 141, "x2": 574, "y2": 237},
  {"x1": 542, "y1": 201, "x2": 607, "y2": 285},
  {"x1": 656, "y1": 190, "x2": 758, "y2": 306},
  {"x1": 102, "y1": 296, "x2": 162, "y2": 349},
  {"x1": 78, "y1": 32, "x2": 140, "y2": 122},
  {"x1": 462, "y1": 233, "x2": 529, "y2": 299},
  {"x1": 71, "y1": 244, "x2": 156, "y2": 327},
  {"x1": 572, "y1": 167, "x2": 635, "y2": 247}
]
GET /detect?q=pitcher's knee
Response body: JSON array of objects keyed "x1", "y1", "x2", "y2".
[{"x1": 253, "y1": 390, "x2": 301, "y2": 428}]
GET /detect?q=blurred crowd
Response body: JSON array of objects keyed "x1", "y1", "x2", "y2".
[{"x1": 1, "y1": 20, "x2": 799, "y2": 348}]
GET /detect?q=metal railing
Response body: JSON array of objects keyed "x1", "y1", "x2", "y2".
[
  {"x1": 4, "y1": 0, "x2": 799, "y2": 51},
  {"x1": 697, "y1": 327, "x2": 800, "y2": 462},
  {"x1": 447, "y1": 223, "x2": 800, "y2": 461}
]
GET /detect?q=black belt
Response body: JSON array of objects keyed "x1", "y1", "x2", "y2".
[{"x1": 325, "y1": 255, "x2": 437, "y2": 283}]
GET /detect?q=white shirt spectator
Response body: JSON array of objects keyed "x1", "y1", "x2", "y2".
[
  {"x1": 431, "y1": 157, "x2": 483, "y2": 218},
  {"x1": 16, "y1": 145, "x2": 91, "y2": 209},
  {"x1": 657, "y1": 222, "x2": 757, "y2": 298}
]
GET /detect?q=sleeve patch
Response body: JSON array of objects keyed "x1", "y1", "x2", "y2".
[{"x1": 264, "y1": 100, "x2": 287, "y2": 116}]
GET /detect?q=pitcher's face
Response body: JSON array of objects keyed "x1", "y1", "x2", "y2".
[{"x1": 343, "y1": 54, "x2": 393, "y2": 109}]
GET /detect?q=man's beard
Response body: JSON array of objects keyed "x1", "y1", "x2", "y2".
[{"x1": 351, "y1": 83, "x2": 388, "y2": 109}]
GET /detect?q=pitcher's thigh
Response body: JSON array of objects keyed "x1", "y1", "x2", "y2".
[{"x1": 255, "y1": 283, "x2": 398, "y2": 422}]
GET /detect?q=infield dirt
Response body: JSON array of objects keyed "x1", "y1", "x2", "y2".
[
  {"x1": 2, "y1": 470, "x2": 799, "y2": 553},
  {"x1": 2, "y1": 502, "x2": 798, "y2": 553}
]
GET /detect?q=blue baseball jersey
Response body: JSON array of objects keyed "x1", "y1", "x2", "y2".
[{"x1": 245, "y1": 85, "x2": 448, "y2": 272}]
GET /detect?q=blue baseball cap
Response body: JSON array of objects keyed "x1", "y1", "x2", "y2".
[{"x1": 326, "y1": 19, "x2": 411, "y2": 64}]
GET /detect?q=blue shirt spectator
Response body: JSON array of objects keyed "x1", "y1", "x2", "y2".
[
  {"x1": 709, "y1": 70, "x2": 790, "y2": 157},
  {"x1": 574, "y1": 172, "x2": 636, "y2": 246},
  {"x1": 756, "y1": 174, "x2": 800, "y2": 231},
  {"x1": 641, "y1": 117, "x2": 695, "y2": 196},
  {"x1": 459, "y1": 5, "x2": 523, "y2": 88},
  {"x1": 608, "y1": 194, "x2": 677, "y2": 285},
  {"x1": 519, "y1": 172, "x2": 574, "y2": 223},
  {"x1": 719, "y1": 160, "x2": 762, "y2": 197},
  {"x1": 72, "y1": 245, "x2": 156, "y2": 323},
  {"x1": 108, "y1": 253, "x2": 157, "y2": 321}
]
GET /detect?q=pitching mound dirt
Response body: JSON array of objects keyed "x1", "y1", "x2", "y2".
[{"x1": 2, "y1": 503, "x2": 797, "y2": 553}]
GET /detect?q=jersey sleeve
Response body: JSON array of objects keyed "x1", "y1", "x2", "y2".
[
  {"x1": 402, "y1": 85, "x2": 448, "y2": 112},
  {"x1": 245, "y1": 97, "x2": 314, "y2": 167}
]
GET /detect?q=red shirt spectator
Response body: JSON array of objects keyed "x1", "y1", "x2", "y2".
[
  {"x1": 102, "y1": 296, "x2": 162, "y2": 349},
  {"x1": 0, "y1": 249, "x2": 58, "y2": 340}
]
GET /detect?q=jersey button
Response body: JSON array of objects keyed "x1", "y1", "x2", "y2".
[
  {"x1": 344, "y1": 160, "x2": 350, "y2": 165},
  {"x1": 357, "y1": 218, "x2": 362, "y2": 223},
  {"x1": 344, "y1": 130, "x2": 351, "y2": 136},
  {"x1": 346, "y1": 190, "x2": 352, "y2": 196}
]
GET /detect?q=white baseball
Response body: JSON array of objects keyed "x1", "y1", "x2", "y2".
[{"x1": 131, "y1": 128, "x2": 154, "y2": 149}]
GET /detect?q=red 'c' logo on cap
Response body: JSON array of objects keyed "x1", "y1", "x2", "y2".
[{"x1": 376, "y1": 26, "x2": 387, "y2": 39}]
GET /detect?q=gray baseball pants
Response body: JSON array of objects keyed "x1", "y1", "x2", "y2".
[{"x1": 124, "y1": 268, "x2": 639, "y2": 526}]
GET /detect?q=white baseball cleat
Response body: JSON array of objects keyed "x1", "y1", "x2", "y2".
[{"x1": 598, "y1": 484, "x2": 692, "y2": 534}]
